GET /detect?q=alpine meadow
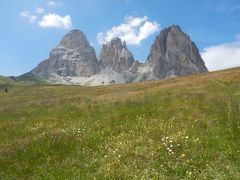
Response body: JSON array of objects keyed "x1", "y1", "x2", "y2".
[
  {"x1": 1, "y1": 0, "x2": 240, "y2": 179},
  {"x1": 0, "y1": 68, "x2": 240, "y2": 179}
]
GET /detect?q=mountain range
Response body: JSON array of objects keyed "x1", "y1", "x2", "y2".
[{"x1": 25, "y1": 25, "x2": 208, "y2": 86}]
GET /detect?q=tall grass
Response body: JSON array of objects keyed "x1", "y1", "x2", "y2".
[{"x1": 0, "y1": 68, "x2": 240, "y2": 179}]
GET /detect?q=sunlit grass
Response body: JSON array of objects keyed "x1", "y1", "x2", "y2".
[{"x1": 0, "y1": 68, "x2": 240, "y2": 178}]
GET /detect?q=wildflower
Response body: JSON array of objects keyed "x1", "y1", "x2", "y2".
[
  {"x1": 185, "y1": 136, "x2": 189, "y2": 139},
  {"x1": 118, "y1": 154, "x2": 121, "y2": 158},
  {"x1": 194, "y1": 138, "x2": 199, "y2": 142},
  {"x1": 169, "y1": 140, "x2": 173, "y2": 143},
  {"x1": 181, "y1": 154, "x2": 185, "y2": 157},
  {"x1": 104, "y1": 155, "x2": 107, "y2": 158},
  {"x1": 170, "y1": 144, "x2": 173, "y2": 148}
]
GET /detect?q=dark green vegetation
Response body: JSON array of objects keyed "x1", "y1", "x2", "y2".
[
  {"x1": 0, "y1": 68, "x2": 240, "y2": 179},
  {"x1": 9, "y1": 72, "x2": 47, "y2": 85},
  {"x1": 0, "y1": 73, "x2": 46, "y2": 90},
  {"x1": 0, "y1": 76, "x2": 19, "y2": 87}
]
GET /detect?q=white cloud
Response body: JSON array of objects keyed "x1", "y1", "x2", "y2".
[
  {"x1": 201, "y1": 38, "x2": 240, "y2": 71},
  {"x1": 97, "y1": 15, "x2": 160, "y2": 45},
  {"x1": 20, "y1": 11, "x2": 37, "y2": 23},
  {"x1": 36, "y1": 7, "x2": 44, "y2": 14},
  {"x1": 47, "y1": 0, "x2": 61, "y2": 7},
  {"x1": 38, "y1": 13, "x2": 72, "y2": 29}
]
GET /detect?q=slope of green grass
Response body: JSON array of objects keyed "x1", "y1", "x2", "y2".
[
  {"x1": 0, "y1": 68, "x2": 240, "y2": 179},
  {"x1": 0, "y1": 76, "x2": 19, "y2": 86},
  {"x1": 9, "y1": 72, "x2": 48, "y2": 85},
  {"x1": 0, "y1": 73, "x2": 47, "y2": 90}
]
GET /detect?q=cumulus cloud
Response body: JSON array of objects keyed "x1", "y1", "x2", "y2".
[
  {"x1": 38, "y1": 13, "x2": 72, "y2": 29},
  {"x1": 97, "y1": 15, "x2": 160, "y2": 45},
  {"x1": 47, "y1": 0, "x2": 61, "y2": 7},
  {"x1": 20, "y1": 1, "x2": 71, "y2": 29},
  {"x1": 20, "y1": 11, "x2": 37, "y2": 23},
  {"x1": 201, "y1": 38, "x2": 240, "y2": 71},
  {"x1": 36, "y1": 7, "x2": 44, "y2": 14}
]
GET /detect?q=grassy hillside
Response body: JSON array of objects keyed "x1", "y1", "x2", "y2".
[
  {"x1": 0, "y1": 68, "x2": 240, "y2": 179},
  {"x1": 0, "y1": 76, "x2": 19, "y2": 87},
  {"x1": 0, "y1": 73, "x2": 47, "y2": 89},
  {"x1": 9, "y1": 72, "x2": 48, "y2": 85}
]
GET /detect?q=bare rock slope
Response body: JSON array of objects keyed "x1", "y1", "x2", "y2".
[
  {"x1": 99, "y1": 38, "x2": 134, "y2": 73},
  {"x1": 146, "y1": 25, "x2": 207, "y2": 78},
  {"x1": 30, "y1": 25, "x2": 208, "y2": 86},
  {"x1": 31, "y1": 30, "x2": 100, "y2": 83}
]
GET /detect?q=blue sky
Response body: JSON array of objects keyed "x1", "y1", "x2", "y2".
[{"x1": 0, "y1": 0, "x2": 240, "y2": 76}]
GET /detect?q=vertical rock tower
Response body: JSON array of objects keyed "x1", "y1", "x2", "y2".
[
  {"x1": 146, "y1": 25, "x2": 208, "y2": 78},
  {"x1": 99, "y1": 38, "x2": 135, "y2": 73},
  {"x1": 29, "y1": 25, "x2": 208, "y2": 85},
  {"x1": 32, "y1": 30, "x2": 100, "y2": 79}
]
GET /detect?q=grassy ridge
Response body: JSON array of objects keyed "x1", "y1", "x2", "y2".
[{"x1": 0, "y1": 68, "x2": 240, "y2": 179}]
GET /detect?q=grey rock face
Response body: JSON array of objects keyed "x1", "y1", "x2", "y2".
[
  {"x1": 99, "y1": 37, "x2": 135, "y2": 73},
  {"x1": 31, "y1": 59, "x2": 50, "y2": 79},
  {"x1": 146, "y1": 25, "x2": 208, "y2": 79},
  {"x1": 30, "y1": 25, "x2": 208, "y2": 86},
  {"x1": 32, "y1": 30, "x2": 100, "y2": 78},
  {"x1": 129, "y1": 60, "x2": 141, "y2": 74}
]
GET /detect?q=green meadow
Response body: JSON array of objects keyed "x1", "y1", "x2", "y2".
[{"x1": 0, "y1": 68, "x2": 240, "y2": 179}]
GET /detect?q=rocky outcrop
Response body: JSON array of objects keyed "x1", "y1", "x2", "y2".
[
  {"x1": 99, "y1": 38, "x2": 135, "y2": 73},
  {"x1": 31, "y1": 59, "x2": 50, "y2": 79},
  {"x1": 146, "y1": 25, "x2": 208, "y2": 79},
  {"x1": 29, "y1": 25, "x2": 208, "y2": 86},
  {"x1": 129, "y1": 60, "x2": 141, "y2": 74},
  {"x1": 32, "y1": 30, "x2": 100, "y2": 79}
]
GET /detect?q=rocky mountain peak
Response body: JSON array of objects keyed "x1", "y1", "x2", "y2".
[
  {"x1": 123, "y1": 41, "x2": 127, "y2": 49},
  {"x1": 99, "y1": 37, "x2": 135, "y2": 73},
  {"x1": 31, "y1": 29, "x2": 100, "y2": 79},
  {"x1": 105, "y1": 37, "x2": 127, "y2": 50},
  {"x1": 110, "y1": 37, "x2": 122, "y2": 45},
  {"x1": 30, "y1": 25, "x2": 208, "y2": 86},
  {"x1": 146, "y1": 24, "x2": 208, "y2": 78},
  {"x1": 169, "y1": 24, "x2": 181, "y2": 32},
  {"x1": 59, "y1": 30, "x2": 89, "y2": 50}
]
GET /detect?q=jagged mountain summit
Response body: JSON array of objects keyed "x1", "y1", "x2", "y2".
[
  {"x1": 29, "y1": 25, "x2": 208, "y2": 86},
  {"x1": 99, "y1": 37, "x2": 134, "y2": 73},
  {"x1": 146, "y1": 25, "x2": 207, "y2": 78},
  {"x1": 31, "y1": 30, "x2": 100, "y2": 83}
]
